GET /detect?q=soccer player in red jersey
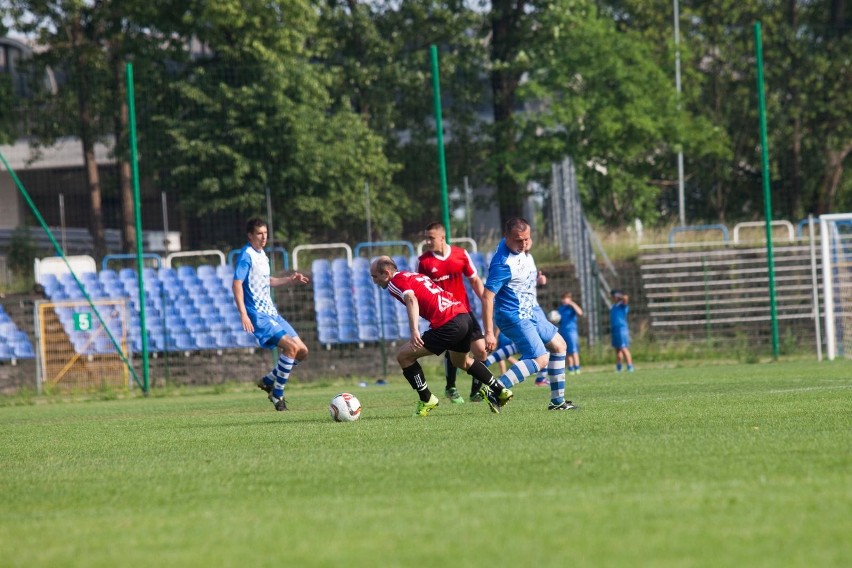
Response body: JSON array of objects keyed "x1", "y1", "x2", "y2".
[
  {"x1": 416, "y1": 222, "x2": 486, "y2": 405},
  {"x1": 370, "y1": 256, "x2": 512, "y2": 416}
]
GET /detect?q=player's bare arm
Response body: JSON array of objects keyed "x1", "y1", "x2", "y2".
[
  {"x1": 270, "y1": 272, "x2": 309, "y2": 287},
  {"x1": 231, "y1": 279, "x2": 253, "y2": 333},
  {"x1": 469, "y1": 274, "x2": 485, "y2": 299},
  {"x1": 481, "y1": 288, "x2": 497, "y2": 352},
  {"x1": 404, "y1": 292, "x2": 424, "y2": 350}
]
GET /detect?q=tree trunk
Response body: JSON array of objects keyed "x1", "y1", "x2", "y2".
[
  {"x1": 816, "y1": 143, "x2": 852, "y2": 214},
  {"x1": 787, "y1": 0, "x2": 803, "y2": 217},
  {"x1": 71, "y1": 17, "x2": 107, "y2": 261},
  {"x1": 490, "y1": 0, "x2": 525, "y2": 225},
  {"x1": 113, "y1": 55, "x2": 136, "y2": 253}
]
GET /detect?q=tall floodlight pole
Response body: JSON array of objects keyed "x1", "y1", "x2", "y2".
[
  {"x1": 754, "y1": 22, "x2": 780, "y2": 360},
  {"x1": 673, "y1": 0, "x2": 685, "y2": 226},
  {"x1": 430, "y1": 45, "x2": 451, "y2": 240}
]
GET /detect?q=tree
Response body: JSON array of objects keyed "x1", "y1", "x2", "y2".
[
  {"x1": 144, "y1": 0, "x2": 401, "y2": 245},
  {"x1": 518, "y1": 0, "x2": 728, "y2": 226},
  {"x1": 3, "y1": 1, "x2": 114, "y2": 260},
  {"x1": 316, "y1": 0, "x2": 492, "y2": 236}
]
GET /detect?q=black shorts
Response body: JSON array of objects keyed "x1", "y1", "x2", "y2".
[{"x1": 422, "y1": 313, "x2": 484, "y2": 356}]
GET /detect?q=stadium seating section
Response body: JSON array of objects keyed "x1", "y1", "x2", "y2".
[
  {"x1": 313, "y1": 252, "x2": 488, "y2": 347},
  {"x1": 0, "y1": 305, "x2": 35, "y2": 361},
  {"x1": 31, "y1": 249, "x2": 490, "y2": 356},
  {"x1": 40, "y1": 264, "x2": 256, "y2": 356}
]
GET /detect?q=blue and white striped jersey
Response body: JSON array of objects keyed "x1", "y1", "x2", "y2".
[
  {"x1": 485, "y1": 238, "x2": 538, "y2": 329},
  {"x1": 233, "y1": 244, "x2": 278, "y2": 319}
]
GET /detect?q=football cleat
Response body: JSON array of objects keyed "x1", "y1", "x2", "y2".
[
  {"x1": 497, "y1": 388, "x2": 513, "y2": 408},
  {"x1": 479, "y1": 387, "x2": 501, "y2": 414},
  {"x1": 257, "y1": 378, "x2": 273, "y2": 394},
  {"x1": 445, "y1": 387, "x2": 465, "y2": 404},
  {"x1": 547, "y1": 400, "x2": 578, "y2": 411},
  {"x1": 534, "y1": 378, "x2": 549, "y2": 387},
  {"x1": 268, "y1": 393, "x2": 288, "y2": 411},
  {"x1": 469, "y1": 391, "x2": 484, "y2": 402},
  {"x1": 414, "y1": 394, "x2": 440, "y2": 417}
]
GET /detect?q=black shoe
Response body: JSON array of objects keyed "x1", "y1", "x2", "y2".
[
  {"x1": 257, "y1": 378, "x2": 272, "y2": 394},
  {"x1": 268, "y1": 393, "x2": 288, "y2": 411},
  {"x1": 479, "y1": 387, "x2": 500, "y2": 414},
  {"x1": 547, "y1": 400, "x2": 578, "y2": 411}
]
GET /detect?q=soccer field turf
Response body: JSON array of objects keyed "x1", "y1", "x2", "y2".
[{"x1": 1, "y1": 361, "x2": 850, "y2": 567}]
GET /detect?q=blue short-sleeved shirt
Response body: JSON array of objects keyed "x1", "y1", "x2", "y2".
[
  {"x1": 485, "y1": 239, "x2": 538, "y2": 330},
  {"x1": 610, "y1": 302, "x2": 630, "y2": 348}
]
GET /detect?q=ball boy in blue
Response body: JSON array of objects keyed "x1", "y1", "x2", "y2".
[
  {"x1": 610, "y1": 290, "x2": 633, "y2": 372},
  {"x1": 233, "y1": 217, "x2": 311, "y2": 411},
  {"x1": 556, "y1": 291, "x2": 584, "y2": 375}
]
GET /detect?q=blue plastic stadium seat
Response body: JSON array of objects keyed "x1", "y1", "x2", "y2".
[
  {"x1": 193, "y1": 295, "x2": 215, "y2": 308},
  {"x1": 173, "y1": 334, "x2": 196, "y2": 351},
  {"x1": 391, "y1": 255, "x2": 409, "y2": 271},
  {"x1": 355, "y1": 308, "x2": 377, "y2": 325},
  {"x1": 176, "y1": 266, "x2": 196, "y2": 279},
  {"x1": 216, "y1": 264, "x2": 232, "y2": 279},
  {"x1": 213, "y1": 331, "x2": 236, "y2": 348},
  {"x1": 13, "y1": 341, "x2": 35, "y2": 358},
  {"x1": 358, "y1": 324, "x2": 380, "y2": 342},
  {"x1": 186, "y1": 318, "x2": 207, "y2": 333},
  {"x1": 318, "y1": 326, "x2": 338, "y2": 344},
  {"x1": 330, "y1": 258, "x2": 349, "y2": 272},
  {"x1": 337, "y1": 324, "x2": 359, "y2": 343},
  {"x1": 0, "y1": 343, "x2": 15, "y2": 359},
  {"x1": 0, "y1": 322, "x2": 17, "y2": 338},
  {"x1": 99, "y1": 269, "x2": 118, "y2": 282},
  {"x1": 40, "y1": 273, "x2": 60, "y2": 287},
  {"x1": 197, "y1": 265, "x2": 216, "y2": 279},
  {"x1": 195, "y1": 333, "x2": 217, "y2": 350},
  {"x1": 380, "y1": 321, "x2": 399, "y2": 340},
  {"x1": 157, "y1": 267, "x2": 177, "y2": 280},
  {"x1": 234, "y1": 333, "x2": 259, "y2": 348},
  {"x1": 337, "y1": 307, "x2": 356, "y2": 325}
]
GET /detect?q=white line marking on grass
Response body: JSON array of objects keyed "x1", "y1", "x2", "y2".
[{"x1": 767, "y1": 385, "x2": 852, "y2": 394}]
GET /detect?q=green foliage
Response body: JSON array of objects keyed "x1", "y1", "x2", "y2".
[
  {"x1": 6, "y1": 225, "x2": 36, "y2": 283},
  {"x1": 142, "y1": 0, "x2": 403, "y2": 244}
]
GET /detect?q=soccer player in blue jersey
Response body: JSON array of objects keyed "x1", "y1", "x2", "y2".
[
  {"x1": 481, "y1": 218, "x2": 578, "y2": 411},
  {"x1": 610, "y1": 290, "x2": 633, "y2": 372},
  {"x1": 232, "y1": 218, "x2": 311, "y2": 411},
  {"x1": 556, "y1": 291, "x2": 584, "y2": 374}
]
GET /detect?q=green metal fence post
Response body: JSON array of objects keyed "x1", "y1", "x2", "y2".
[
  {"x1": 126, "y1": 62, "x2": 150, "y2": 392},
  {"x1": 430, "y1": 45, "x2": 451, "y2": 240},
  {"x1": 754, "y1": 22, "x2": 780, "y2": 360}
]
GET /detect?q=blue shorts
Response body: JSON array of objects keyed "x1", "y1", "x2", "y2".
[
  {"x1": 533, "y1": 306, "x2": 558, "y2": 345},
  {"x1": 500, "y1": 318, "x2": 548, "y2": 359},
  {"x1": 564, "y1": 330, "x2": 579, "y2": 354},
  {"x1": 252, "y1": 313, "x2": 297, "y2": 349},
  {"x1": 496, "y1": 330, "x2": 515, "y2": 350},
  {"x1": 611, "y1": 327, "x2": 630, "y2": 349}
]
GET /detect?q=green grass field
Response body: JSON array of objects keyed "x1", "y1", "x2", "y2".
[{"x1": 1, "y1": 361, "x2": 850, "y2": 568}]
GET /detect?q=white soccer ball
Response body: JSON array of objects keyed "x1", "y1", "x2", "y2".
[
  {"x1": 548, "y1": 310, "x2": 561, "y2": 324},
  {"x1": 329, "y1": 393, "x2": 362, "y2": 422}
]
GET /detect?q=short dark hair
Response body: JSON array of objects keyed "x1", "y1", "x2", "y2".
[
  {"x1": 246, "y1": 217, "x2": 267, "y2": 234},
  {"x1": 504, "y1": 217, "x2": 530, "y2": 234},
  {"x1": 425, "y1": 222, "x2": 445, "y2": 233}
]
